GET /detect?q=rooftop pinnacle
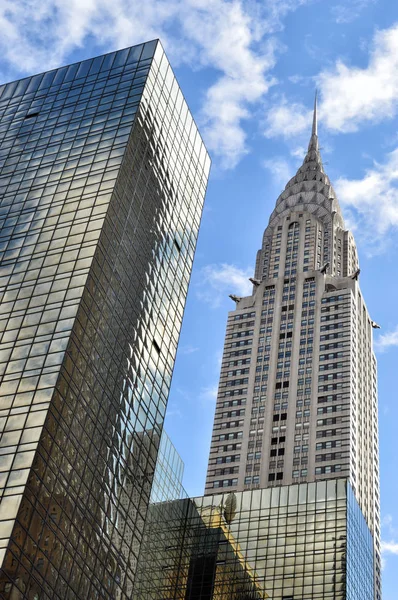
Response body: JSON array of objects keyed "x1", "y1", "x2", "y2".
[{"x1": 312, "y1": 90, "x2": 318, "y2": 136}]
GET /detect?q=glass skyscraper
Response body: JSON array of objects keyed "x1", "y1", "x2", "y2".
[{"x1": 0, "y1": 41, "x2": 210, "y2": 598}]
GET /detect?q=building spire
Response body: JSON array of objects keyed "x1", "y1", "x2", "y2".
[
  {"x1": 312, "y1": 89, "x2": 318, "y2": 136},
  {"x1": 268, "y1": 89, "x2": 344, "y2": 226},
  {"x1": 305, "y1": 89, "x2": 320, "y2": 157}
]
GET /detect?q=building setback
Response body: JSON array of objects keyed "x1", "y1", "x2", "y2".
[
  {"x1": 204, "y1": 97, "x2": 381, "y2": 599},
  {"x1": 0, "y1": 41, "x2": 210, "y2": 598}
]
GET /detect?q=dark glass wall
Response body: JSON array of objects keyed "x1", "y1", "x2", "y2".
[
  {"x1": 0, "y1": 41, "x2": 210, "y2": 598},
  {"x1": 136, "y1": 479, "x2": 374, "y2": 599},
  {"x1": 135, "y1": 495, "x2": 267, "y2": 599}
]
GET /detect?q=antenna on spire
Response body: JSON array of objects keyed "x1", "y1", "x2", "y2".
[{"x1": 312, "y1": 90, "x2": 318, "y2": 136}]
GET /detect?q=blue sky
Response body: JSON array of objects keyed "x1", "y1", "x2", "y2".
[{"x1": 1, "y1": 0, "x2": 398, "y2": 596}]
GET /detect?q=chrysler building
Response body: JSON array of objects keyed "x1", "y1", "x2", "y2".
[{"x1": 205, "y1": 96, "x2": 381, "y2": 597}]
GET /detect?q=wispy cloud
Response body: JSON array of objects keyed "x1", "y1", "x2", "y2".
[
  {"x1": 382, "y1": 514, "x2": 398, "y2": 534},
  {"x1": 290, "y1": 146, "x2": 306, "y2": 159},
  {"x1": 335, "y1": 148, "x2": 398, "y2": 251},
  {"x1": 330, "y1": 0, "x2": 375, "y2": 24},
  {"x1": 380, "y1": 516, "x2": 398, "y2": 569},
  {"x1": 199, "y1": 384, "x2": 218, "y2": 403},
  {"x1": 263, "y1": 156, "x2": 293, "y2": 187},
  {"x1": 179, "y1": 344, "x2": 200, "y2": 355},
  {"x1": 0, "y1": 0, "x2": 311, "y2": 170},
  {"x1": 165, "y1": 404, "x2": 183, "y2": 419},
  {"x1": 288, "y1": 74, "x2": 306, "y2": 84},
  {"x1": 196, "y1": 263, "x2": 252, "y2": 308},
  {"x1": 373, "y1": 325, "x2": 398, "y2": 352}
]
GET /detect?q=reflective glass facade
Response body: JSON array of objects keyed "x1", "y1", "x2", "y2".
[
  {"x1": 135, "y1": 495, "x2": 268, "y2": 599},
  {"x1": 136, "y1": 479, "x2": 374, "y2": 599},
  {"x1": 150, "y1": 430, "x2": 185, "y2": 502},
  {"x1": 347, "y1": 483, "x2": 374, "y2": 600},
  {"x1": 0, "y1": 41, "x2": 210, "y2": 598}
]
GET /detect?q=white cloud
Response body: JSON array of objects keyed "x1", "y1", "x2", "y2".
[
  {"x1": 182, "y1": 2, "x2": 280, "y2": 168},
  {"x1": 335, "y1": 148, "x2": 398, "y2": 250},
  {"x1": 381, "y1": 518, "x2": 398, "y2": 569},
  {"x1": 0, "y1": 0, "x2": 311, "y2": 169},
  {"x1": 264, "y1": 96, "x2": 312, "y2": 139},
  {"x1": 381, "y1": 540, "x2": 398, "y2": 555},
  {"x1": 263, "y1": 156, "x2": 292, "y2": 187},
  {"x1": 264, "y1": 22, "x2": 398, "y2": 141},
  {"x1": 196, "y1": 263, "x2": 252, "y2": 308},
  {"x1": 373, "y1": 325, "x2": 398, "y2": 352},
  {"x1": 262, "y1": 24, "x2": 398, "y2": 248},
  {"x1": 318, "y1": 23, "x2": 398, "y2": 132}
]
